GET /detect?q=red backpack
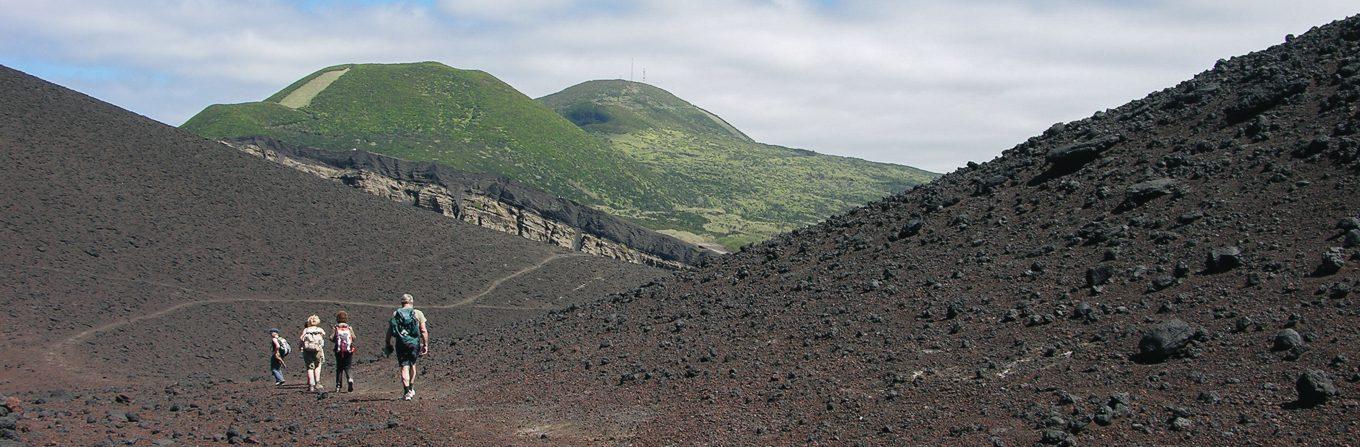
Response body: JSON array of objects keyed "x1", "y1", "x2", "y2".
[{"x1": 334, "y1": 324, "x2": 355, "y2": 354}]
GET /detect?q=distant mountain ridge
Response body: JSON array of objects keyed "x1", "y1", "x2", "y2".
[{"x1": 182, "y1": 62, "x2": 937, "y2": 250}]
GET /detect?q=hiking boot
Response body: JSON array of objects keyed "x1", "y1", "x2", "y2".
[
  {"x1": 402, "y1": 389, "x2": 414, "y2": 401},
  {"x1": 275, "y1": 381, "x2": 285, "y2": 387},
  {"x1": 335, "y1": 385, "x2": 342, "y2": 393},
  {"x1": 347, "y1": 382, "x2": 354, "y2": 393}
]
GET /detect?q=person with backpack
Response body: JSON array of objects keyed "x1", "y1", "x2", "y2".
[
  {"x1": 269, "y1": 328, "x2": 289, "y2": 386},
  {"x1": 299, "y1": 315, "x2": 327, "y2": 392},
  {"x1": 385, "y1": 293, "x2": 428, "y2": 401},
  {"x1": 332, "y1": 311, "x2": 357, "y2": 393}
]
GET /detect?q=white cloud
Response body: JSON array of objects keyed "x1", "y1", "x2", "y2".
[{"x1": 0, "y1": 0, "x2": 1355, "y2": 172}]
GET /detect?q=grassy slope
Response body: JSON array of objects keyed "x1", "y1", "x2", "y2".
[
  {"x1": 184, "y1": 62, "x2": 668, "y2": 211},
  {"x1": 183, "y1": 65, "x2": 937, "y2": 250},
  {"x1": 539, "y1": 80, "x2": 939, "y2": 248}
]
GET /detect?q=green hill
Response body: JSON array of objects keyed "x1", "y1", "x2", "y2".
[
  {"x1": 539, "y1": 79, "x2": 938, "y2": 248},
  {"x1": 182, "y1": 63, "x2": 937, "y2": 250},
  {"x1": 184, "y1": 62, "x2": 666, "y2": 212}
]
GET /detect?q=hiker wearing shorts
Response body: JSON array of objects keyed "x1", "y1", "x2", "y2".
[
  {"x1": 385, "y1": 293, "x2": 428, "y2": 401},
  {"x1": 300, "y1": 315, "x2": 327, "y2": 392},
  {"x1": 333, "y1": 311, "x2": 357, "y2": 393},
  {"x1": 269, "y1": 328, "x2": 286, "y2": 386}
]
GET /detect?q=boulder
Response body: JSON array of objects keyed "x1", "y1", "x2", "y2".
[
  {"x1": 1273, "y1": 329, "x2": 1305, "y2": 351},
  {"x1": 1296, "y1": 370, "x2": 1338, "y2": 407},
  {"x1": 1138, "y1": 319, "x2": 1197, "y2": 361}
]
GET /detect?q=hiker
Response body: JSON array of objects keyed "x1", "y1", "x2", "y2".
[
  {"x1": 269, "y1": 328, "x2": 289, "y2": 386},
  {"x1": 333, "y1": 311, "x2": 357, "y2": 393},
  {"x1": 300, "y1": 314, "x2": 327, "y2": 392},
  {"x1": 385, "y1": 293, "x2": 429, "y2": 401}
]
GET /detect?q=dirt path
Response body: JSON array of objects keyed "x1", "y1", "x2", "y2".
[{"x1": 44, "y1": 252, "x2": 591, "y2": 380}]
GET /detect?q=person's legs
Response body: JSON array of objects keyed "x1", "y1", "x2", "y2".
[
  {"x1": 270, "y1": 358, "x2": 284, "y2": 384},
  {"x1": 343, "y1": 354, "x2": 354, "y2": 387},
  {"x1": 334, "y1": 354, "x2": 343, "y2": 390}
]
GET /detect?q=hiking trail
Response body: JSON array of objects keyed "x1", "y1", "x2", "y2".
[{"x1": 41, "y1": 251, "x2": 591, "y2": 380}]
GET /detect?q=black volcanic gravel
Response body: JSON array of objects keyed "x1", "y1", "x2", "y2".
[{"x1": 425, "y1": 15, "x2": 1360, "y2": 445}]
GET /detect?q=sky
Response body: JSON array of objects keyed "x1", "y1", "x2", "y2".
[{"x1": 1, "y1": 1, "x2": 1355, "y2": 172}]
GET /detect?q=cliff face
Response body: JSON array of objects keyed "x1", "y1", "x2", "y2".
[{"x1": 225, "y1": 136, "x2": 714, "y2": 269}]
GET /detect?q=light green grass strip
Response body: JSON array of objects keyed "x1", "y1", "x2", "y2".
[{"x1": 278, "y1": 68, "x2": 349, "y2": 109}]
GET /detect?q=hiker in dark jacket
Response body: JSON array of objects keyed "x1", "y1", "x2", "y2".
[{"x1": 385, "y1": 293, "x2": 428, "y2": 401}]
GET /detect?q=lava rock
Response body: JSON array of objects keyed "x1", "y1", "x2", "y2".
[
  {"x1": 896, "y1": 219, "x2": 923, "y2": 240},
  {"x1": 1314, "y1": 248, "x2": 1346, "y2": 276},
  {"x1": 1137, "y1": 319, "x2": 1198, "y2": 362},
  {"x1": 1205, "y1": 246, "x2": 1243, "y2": 273},
  {"x1": 1086, "y1": 265, "x2": 1113, "y2": 289},
  {"x1": 1125, "y1": 178, "x2": 1177, "y2": 203},
  {"x1": 1296, "y1": 370, "x2": 1339, "y2": 407},
  {"x1": 1273, "y1": 329, "x2": 1305, "y2": 351},
  {"x1": 1344, "y1": 229, "x2": 1360, "y2": 248}
]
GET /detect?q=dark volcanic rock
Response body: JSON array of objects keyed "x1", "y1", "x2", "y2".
[
  {"x1": 1123, "y1": 178, "x2": 1177, "y2": 207},
  {"x1": 1273, "y1": 329, "x2": 1306, "y2": 351},
  {"x1": 1137, "y1": 319, "x2": 1198, "y2": 362},
  {"x1": 1295, "y1": 370, "x2": 1339, "y2": 407},
  {"x1": 1314, "y1": 248, "x2": 1346, "y2": 276},
  {"x1": 1205, "y1": 246, "x2": 1244, "y2": 273}
]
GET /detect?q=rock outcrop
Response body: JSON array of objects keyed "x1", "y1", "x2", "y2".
[{"x1": 224, "y1": 136, "x2": 715, "y2": 269}]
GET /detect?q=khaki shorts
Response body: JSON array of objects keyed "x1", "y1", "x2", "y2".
[{"x1": 303, "y1": 350, "x2": 325, "y2": 369}]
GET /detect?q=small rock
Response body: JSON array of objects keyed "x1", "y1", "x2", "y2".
[
  {"x1": 1315, "y1": 248, "x2": 1345, "y2": 276},
  {"x1": 1038, "y1": 428, "x2": 1074, "y2": 446},
  {"x1": 1125, "y1": 178, "x2": 1177, "y2": 203},
  {"x1": 1206, "y1": 246, "x2": 1243, "y2": 273},
  {"x1": 1344, "y1": 229, "x2": 1360, "y2": 248},
  {"x1": 1171, "y1": 416, "x2": 1193, "y2": 431}
]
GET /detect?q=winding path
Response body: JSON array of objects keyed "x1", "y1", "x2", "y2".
[{"x1": 43, "y1": 252, "x2": 591, "y2": 377}]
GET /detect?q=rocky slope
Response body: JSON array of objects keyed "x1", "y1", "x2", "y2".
[
  {"x1": 0, "y1": 61, "x2": 664, "y2": 445},
  {"x1": 223, "y1": 136, "x2": 713, "y2": 269},
  {"x1": 422, "y1": 14, "x2": 1360, "y2": 445}
]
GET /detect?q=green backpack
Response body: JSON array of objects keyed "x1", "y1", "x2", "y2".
[{"x1": 389, "y1": 308, "x2": 422, "y2": 351}]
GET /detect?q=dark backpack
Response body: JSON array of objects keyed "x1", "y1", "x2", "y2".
[{"x1": 389, "y1": 308, "x2": 422, "y2": 351}]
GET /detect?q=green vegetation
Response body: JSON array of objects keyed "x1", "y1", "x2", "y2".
[
  {"x1": 185, "y1": 63, "x2": 669, "y2": 213},
  {"x1": 539, "y1": 80, "x2": 938, "y2": 249},
  {"x1": 182, "y1": 63, "x2": 937, "y2": 250}
]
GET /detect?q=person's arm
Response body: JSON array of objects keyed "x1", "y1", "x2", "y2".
[
  {"x1": 272, "y1": 339, "x2": 282, "y2": 361},
  {"x1": 384, "y1": 318, "x2": 394, "y2": 355},
  {"x1": 418, "y1": 319, "x2": 429, "y2": 355}
]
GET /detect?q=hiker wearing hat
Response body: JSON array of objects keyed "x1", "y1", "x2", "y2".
[
  {"x1": 385, "y1": 293, "x2": 429, "y2": 400},
  {"x1": 268, "y1": 328, "x2": 291, "y2": 386}
]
